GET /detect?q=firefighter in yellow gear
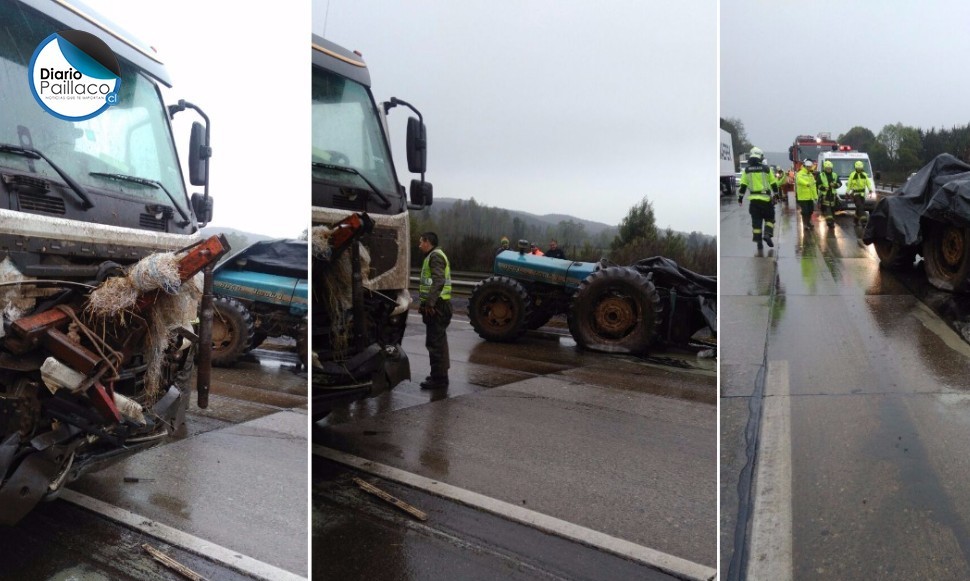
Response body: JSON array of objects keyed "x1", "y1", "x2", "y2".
[
  {"x1": 737, "y1": 147, "x2": 781, "y2": 250},
  {"x1": 817, "y1": 160, "x2": 842, "y2": 227},
  {"x1": 796, "y1": 159, "x2": 819, "y2": 230},
  {"x1": 846, "y1": 160, "x2": 874, "y2": 225}
]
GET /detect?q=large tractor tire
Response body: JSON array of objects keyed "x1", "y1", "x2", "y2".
[
  {"x1": 567, "y1": 267, "x2": 662, "y2": 354},
  {"x1": 923, "y1": 222, "x2": 970, "y2": 292},
  {"x1": 469, "y1": 276, "x2": 534, "y2": 342},
  {"x1": 873, "y1": 238, "x2": 917, "y2": 270},
  {"x1": 211, "y1": 296, "x2": 256, "y2": 366}
]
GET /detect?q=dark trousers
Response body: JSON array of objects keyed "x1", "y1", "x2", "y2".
[
  {"x1": 798, "y1": 199, "x2": 815, "y2": 222},
  {"x1": 749, "y1": 199, "x2": 775, "y2": 242},
  {"x1": 423, "y1": 300, "x2": 452, "y2": 379},
  {"x1": 852, "y1": 193, "x2": 868, "y2": 222},
  {"x1": 820, "y1": 192, "x2": 837, "y2": 220}
]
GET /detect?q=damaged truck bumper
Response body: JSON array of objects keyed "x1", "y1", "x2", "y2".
[
  {"x1": 312, "y1": 342, "x2": 409, "y2": 421},
  {"x1": 0, "y1": 384, "x2": 186, "y2": 526}
]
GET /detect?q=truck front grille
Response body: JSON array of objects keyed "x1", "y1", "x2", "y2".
[
  {"x1": 333, "y1": 192, "x2": 366, "y2": 211},
  {"x1": 18, "y1": 192, "x2": 65, "y2": 215},
  {"x1": 139, "y1": 213, "x2": 167, "y2": 231}
]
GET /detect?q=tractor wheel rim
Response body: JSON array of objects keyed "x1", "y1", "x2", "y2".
[
  {"x1": 212, "y1": 319, "x2": 232, "y2": 346},
  {"x1": 593, "y1": 296, "x2": 636, "y2": 336},
  {"x1": 941, "y1": 227, "x2": 965, "y2": 267}
]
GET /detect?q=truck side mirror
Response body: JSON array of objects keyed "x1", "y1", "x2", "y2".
[
  {"x1": 191, "y1": 192, "x2": 213, "y2": 224},
  {"x1": 875, "y1": 171, "x2": 882, "y2": 181},
  {"x1": 409, "y1": 179, "x2": 432, "y2": 206},
  {"x1": 406, "y1": 117, "x2": 427, "y2": 174},
  {"x1": 188, "y1": 122, "x2": 210, "y2": 186},
  {"x1": 788, "y1": 146, "x2": 794, "y2": 162}
]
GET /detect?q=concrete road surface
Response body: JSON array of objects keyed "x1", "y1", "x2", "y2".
[
  {"x1": 722, "y1": 194, "x2": 970, "y2": 580},
  {"x1": 316, "y1": 312, "x2": 717, "y2": 578}
]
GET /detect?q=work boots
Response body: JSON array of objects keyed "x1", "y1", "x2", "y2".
[{"x1": 420, "y1": 376, "x2": 449, "y2": 389}]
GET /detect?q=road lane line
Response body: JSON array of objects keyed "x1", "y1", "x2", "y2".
[
  {"x1": 911, "y1": 301, "x2": 970, "y2": 358},
  {"x1": 746, "y1": 360, "x2": 793, "y2": 581},
  {"x1": 314, "y1": 444, "x2": 716, "y2": 581},
  {"x1": 59, "y1": 489, "x2": 307, "y2": 581}
]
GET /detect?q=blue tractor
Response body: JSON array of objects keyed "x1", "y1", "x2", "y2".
[
  {"x1": 469, "y1": 243, "x2": 716, "y2": 354},
  {"x1": 211, "y1": 239, "x2": 308, "y2": 366}
]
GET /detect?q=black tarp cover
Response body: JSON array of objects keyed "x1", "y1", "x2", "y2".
[
  {"x1": 863, "y1": 153, "x2": 970, "y2": 247},
  {"x1": 631, "y1": 256, "x2": 717, "y2": 332},
  {"x1": 215, "y1": 239, "x2": 308, "y2": 279}
]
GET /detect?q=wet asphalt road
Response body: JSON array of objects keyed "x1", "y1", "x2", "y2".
[
  {"x1": 0, "y1": 343, "x2": 308, "y2": 581},
  {"x1": 721, "y1": 193, "x2": 970, "y2": 580},
  {"x1": 314, "y1": 311, "x2": 717, "y2": 579}
]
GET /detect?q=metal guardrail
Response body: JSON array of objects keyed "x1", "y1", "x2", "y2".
[
  {"x1": 875, "y1": 182, "x2": 900, "y2": 195},
  {"x1": 408, "y1": 269, "x2": 491, "y2": 297}
]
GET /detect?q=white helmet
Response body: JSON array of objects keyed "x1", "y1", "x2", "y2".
[
  {"x1": 749, "y1": 146, "x2": 764, "y2": 160},
  {"x1": 803, "y1": 159, "x2": 815, "y2": 168}
]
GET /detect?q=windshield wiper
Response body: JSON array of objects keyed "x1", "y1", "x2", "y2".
[
  {"x1": 312, "y1": 161, "x2": 392, "y2": 209},
  {"x1": 89, "y1": 172, "x2": 190, "y2": 225},
  {"x1": 0, "y1": 143, "x2": 94, "y2": 209}
]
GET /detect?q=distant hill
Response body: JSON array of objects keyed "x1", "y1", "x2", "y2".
[
  {"x1": 201, "y1": 226, "x2": 275, "y2": 261},
  {"x1": 429, "y1": 197, "x2": 617, "y2": 237}
]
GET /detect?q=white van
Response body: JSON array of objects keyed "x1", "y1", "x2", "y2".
[{"x1": 817, "y1": 151, "x2": 881, "y2": 210}]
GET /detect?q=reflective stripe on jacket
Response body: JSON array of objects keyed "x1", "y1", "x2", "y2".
[
  {"x1": 420, "y1": 247, "x2": 452, "y2": 303},
  {"x1": 740, "y1": 166, "x2": 777, "y2": 202},
  {"x1": 847, "y1": 171, "x2": 872, "y2": 193},
  {"x1": 818, "y1": 171, "x2": 840, "y2": 193}
]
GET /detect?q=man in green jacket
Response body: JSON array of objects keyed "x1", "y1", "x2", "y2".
[
  {"x1": 817, "y1": 160, "x2": 842, "y2": 227},
  {"x1": 796, "y1": 159, "x2": 819, "y2": 230},
  {"x1": 846, "y1": 160, "x2": 874, "y2": 225},
  {"x1": 418, "y1": 232, "x2": 452, "y2": 389},
  {"x1": 737, "y1": 147, "x2": 781, "y2": 250}
]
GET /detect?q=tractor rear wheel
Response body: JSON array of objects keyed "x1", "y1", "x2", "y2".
[
  {"x1": 567, "y1": 267, "x2": 661, "y2": 354},
  {"x1": 923, "y1": 222, "x2": 970, "y2": 292},
  {"x1": 212, "y1": 297, "x2": 256, "y2": 366},
  {"x1": 873, "y1": 238, "x2": 916, "y2": 270},
  {"x1": 469, "y1": 276, "x2": 534, "y2": 342}
]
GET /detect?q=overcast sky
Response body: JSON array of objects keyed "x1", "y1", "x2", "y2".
[
  {"x1": 316, "y1": 0, "x2": 717, "y2": 235},
  {"x1": 722, "y1": 0, "x2": 970, "y2": 157},
  {"x1": 82, "y1": 1, "x2": 308, "y2": 239}
]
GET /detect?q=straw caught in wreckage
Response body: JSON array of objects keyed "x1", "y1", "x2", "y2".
[{"x1": 0, "y1": 235, "x2": 228, "y2": 525}]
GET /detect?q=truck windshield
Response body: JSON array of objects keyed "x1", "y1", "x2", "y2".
[
  {"x1": 796, "y1": 144, "x2": 835, "y2": 164},
  {"x1": 0, "y1": 0, "x2": 187, "y2": 206},
  {"x1": 311, "y1": 67, "x2": 397, "y2": 196}
]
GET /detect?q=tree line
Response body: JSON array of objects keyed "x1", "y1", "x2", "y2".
[
  {"x1": 722, "y1": 116, "x2": 970, "y2": 183},
  {"x1": 410, "y1": 197, "x2": 716, "y2": 275}
]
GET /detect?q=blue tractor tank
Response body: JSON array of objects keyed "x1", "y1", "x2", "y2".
[
  {"x1": 493, "y1": 250, "x2": 597, "y2": 289},
  {"x1": 213, "y1": 270, "x2": 308, "y2": 316}
]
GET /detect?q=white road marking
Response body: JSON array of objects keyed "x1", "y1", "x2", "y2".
[
  {"x1": 746, "y1": 360, "x2": 793, "y2": 581},
  {"x1": 59, "y1": 489, "x2": 307, "y2": 581},
  {"x1": 911, "y1": 301, "x2": 970, "y2": 358},
  {"x1": 313, "y1": 445, "x2": 716, "y2": 581}
]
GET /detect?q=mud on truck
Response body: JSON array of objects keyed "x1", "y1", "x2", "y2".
[
  {"x1": 0, "y1": 0, "x2": 222, "y2": 524},
  {"x1": 311, "y1": 36, "x2": 432, "y2": 421},
  {"x1": 469, "y1": 244, "x2": 717, "y2": 355}
]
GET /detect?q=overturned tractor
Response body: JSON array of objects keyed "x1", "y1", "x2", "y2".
[{"x1": 469, "y1": 245, "x2": 716, "y2": 354}]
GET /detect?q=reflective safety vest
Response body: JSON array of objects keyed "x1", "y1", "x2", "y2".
[
  {"x1": 847, "y1": 171, "x2": 872, "y2": 193},
  {"x1": 795, "y1": 168, "x2": 818, "y2": 201},
  {"x1": 818, "y1": 171, "x2": 840, "y2": 193},
  {"x1": 740, "y1": 166, "x2": 777, "y2": 202},
  {"x1": 420, "y1": 247, "x2": 452, "y2": 301}
]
